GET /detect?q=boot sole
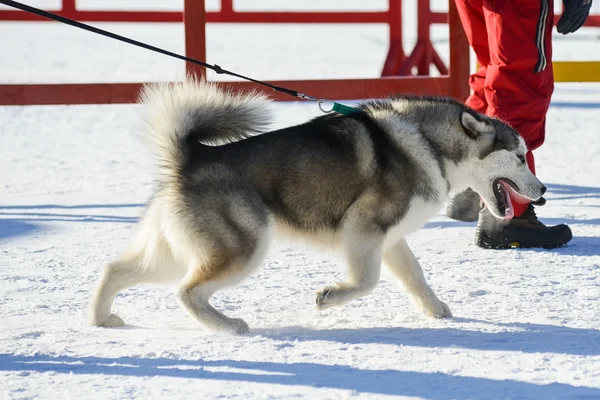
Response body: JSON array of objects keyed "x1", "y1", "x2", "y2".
[{"x1": 475, "y1": 232, "x2": 571, "y2": 250}]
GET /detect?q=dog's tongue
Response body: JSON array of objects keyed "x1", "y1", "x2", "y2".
[{"x1": 499, "y1": 180, "x2": 514, "y2": 220}]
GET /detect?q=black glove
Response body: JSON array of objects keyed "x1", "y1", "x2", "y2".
[{"x1": 557, "y1": 0, "x2": 593, "y2": 34}]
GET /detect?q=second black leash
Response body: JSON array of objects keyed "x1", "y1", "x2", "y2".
[{"x1": 0, "y1": 0, "x2": 360, "y2": 115}]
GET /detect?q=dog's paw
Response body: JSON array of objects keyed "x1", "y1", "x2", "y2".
[
  {"x1": 224, "y1": 318, "x2": 250, "y2": 335},
  {"x1": 435, "y1": 301, "x2": 452, "y2": 319},
  {"x1": 315, "y1": 287, "x2": 334, "y2": 310},
  {"x1": 418, "y1": 297, "x2": 452, "y2": 319},
  {"x1": 90, "y1": 313, "x2": 125, "y2": 328}
]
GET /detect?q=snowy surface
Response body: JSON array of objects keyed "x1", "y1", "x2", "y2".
[{"x1": 1, "y1": 1, "x2": 600, "y2": 399}]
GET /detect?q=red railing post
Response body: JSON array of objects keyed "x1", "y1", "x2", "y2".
[
  {"x1": 398, "y1": 0, "x2": 448, "y2": 76},
  {"x1": 184, "y1": 0, "x2": 206, "y2": 78},
  {"x1": 221, "y1": 0, "x2": 234, "y2": 14},
  {"x1": 381, "y1": 0, "x2": 405, "y2": 77},
  {"x1": 448, "y1": 0, "x2": 470, "y2": 101},
  {"x1": 62, "y1": 0, "x2": 76, "y2": 16},
  {"x1": 416, "y1": 0, "x2": 432, "y2": 75}
]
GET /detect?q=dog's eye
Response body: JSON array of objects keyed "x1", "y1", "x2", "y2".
[{"x1": 517, "y1": 154, "x2": 526, "y2": 164}]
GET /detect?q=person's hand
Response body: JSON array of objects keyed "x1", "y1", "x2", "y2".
[{"x1": 557, "y1": 0, "x2": 593, "y2": 34}]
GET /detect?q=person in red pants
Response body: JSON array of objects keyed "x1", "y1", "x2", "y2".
[{"x1": 448, "y1": 0, "x2": 592, "y2": 248}]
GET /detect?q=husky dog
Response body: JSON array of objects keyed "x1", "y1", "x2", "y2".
[{"x1": 88, "y1": 79, "x2": 546, "y2": 334}]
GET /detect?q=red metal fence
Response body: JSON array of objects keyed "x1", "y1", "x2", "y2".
[{"x1": 0, "y1": 0, "x2": 471, "y2": 105}]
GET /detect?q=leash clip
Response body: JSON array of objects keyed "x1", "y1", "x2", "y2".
[
  {"x1": 297, "y1": 93, "x2": 334, "y2": 114},
  {"x1": 296, "y1": 93, "x2": 318, "y2": 102},
  {"x1": 318, "y1": 100, "x2": 335, "y2": 114},
  {"x1": 297, "y1": 93, "x2": 359, "y2": 116}
]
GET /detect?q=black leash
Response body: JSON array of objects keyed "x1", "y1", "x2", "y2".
[{"x1": 1, "y1": 0, "x2": 359, "y2": 115}]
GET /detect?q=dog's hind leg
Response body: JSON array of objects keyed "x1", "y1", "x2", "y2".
[
  {"x1": 176, "y1": 235, "x2": 269, "y2": 335},
  {"x1": 383, "y1": 239, "x2": 451, "y2": 318},
  {"x1": 88, "y1": 255, "x2": 160, "y2": 328},
  {"x1": 316, "y1": 229, "x2": 384, "y2": 310}
]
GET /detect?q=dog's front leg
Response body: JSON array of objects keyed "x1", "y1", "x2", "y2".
[
  {"x1": 383, "y1": 239, "x2": 451, "y2": 318},
  {"x1": 316, "y1": 230, "x2": 384, "y2": 310}
]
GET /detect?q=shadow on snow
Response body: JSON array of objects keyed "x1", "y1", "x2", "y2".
[{"x1": 0, "y1": 352, "x2": 598, "y2": 399}]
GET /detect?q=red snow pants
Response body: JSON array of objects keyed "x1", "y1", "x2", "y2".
[{"x1": 455, "y1": 0, "x2": 555, "y2": 216}]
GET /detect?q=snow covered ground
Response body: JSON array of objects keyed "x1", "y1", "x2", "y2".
[{"x1": 1, "y1": 1, "x2": 600, "y2": 399}]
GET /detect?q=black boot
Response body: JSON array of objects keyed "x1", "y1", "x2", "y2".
[
  {"x1": 446, "y1": 188, "x2": 482, "y2": 222},
  {"x1": 475, "y1": 204, "x2": 572, "y2": 249}
]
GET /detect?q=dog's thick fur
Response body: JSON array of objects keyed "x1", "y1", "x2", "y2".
[{"x1": 88, "y1": 79, "x2": 545, "y2": 334}]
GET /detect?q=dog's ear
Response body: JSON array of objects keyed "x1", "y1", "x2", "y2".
[{"x1": 460, "y1": 109, "x2": 489, "y2": 139}]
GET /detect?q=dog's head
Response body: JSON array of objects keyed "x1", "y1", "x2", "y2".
[{"x1": 458, "y1": 110, "x2": 546, "y2": 220}]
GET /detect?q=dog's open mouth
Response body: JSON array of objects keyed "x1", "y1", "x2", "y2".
[{"x1": 492, "y1": 178, "x2": 528, "y2": 220}]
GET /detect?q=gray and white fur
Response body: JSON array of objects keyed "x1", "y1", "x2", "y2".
[{"x1": 88, "y1": 79, "x2": 545, "y2": 334}]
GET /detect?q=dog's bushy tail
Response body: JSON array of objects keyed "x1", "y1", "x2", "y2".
[{"x1": 138, "y1": 78, "x2": 271, "y2": 182}]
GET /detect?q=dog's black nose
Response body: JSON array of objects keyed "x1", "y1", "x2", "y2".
[{"x1": 541, "y1": 185, "x2": 547, "y2": 195}]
